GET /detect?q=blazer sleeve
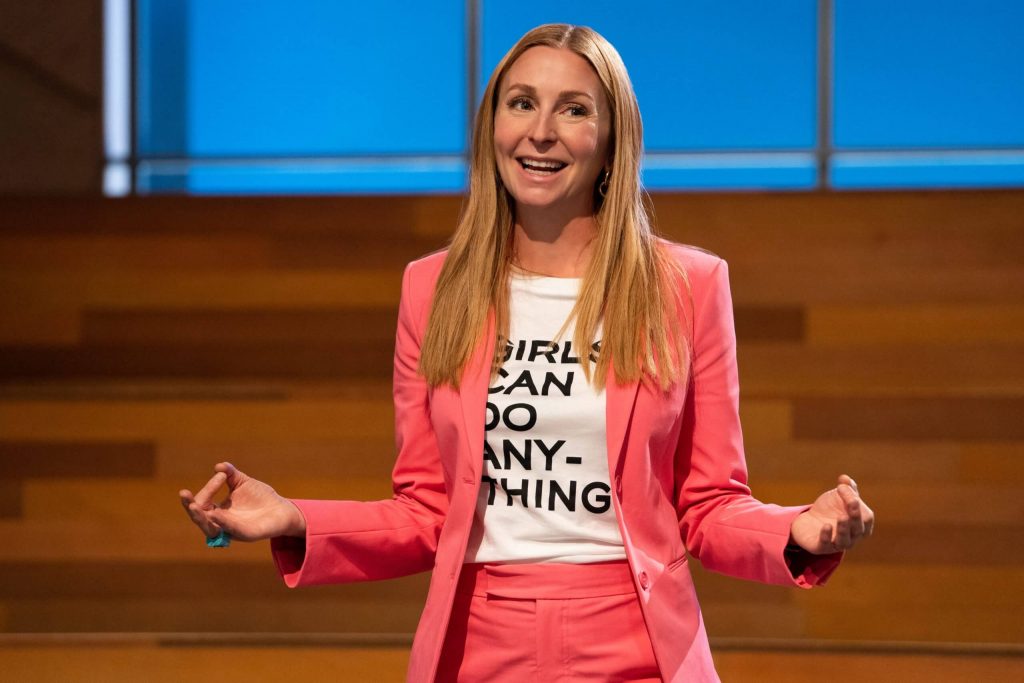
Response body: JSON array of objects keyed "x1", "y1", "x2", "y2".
[
  {"x1": 673, "y1": 256, "x2": 842, "y2": 588},
  {"x1": 269, "y1": 261, "x2": 448, "y2": 586}
]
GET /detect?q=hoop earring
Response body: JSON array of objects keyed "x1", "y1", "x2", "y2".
[{"x1": 598, "y1": 168, "x2": 610, "y2": 197}]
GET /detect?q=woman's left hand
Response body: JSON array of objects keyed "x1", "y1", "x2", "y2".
[{"x1": 789, "y1": 474, "x2": 875, "y2": 555}]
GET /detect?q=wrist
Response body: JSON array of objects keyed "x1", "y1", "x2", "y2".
[
  {"x1": 285, "y1": 500, "x2": 307, "y2": 537},
  {"x1": 788, "y1": 509, "x2": 813, "y2": 553}
]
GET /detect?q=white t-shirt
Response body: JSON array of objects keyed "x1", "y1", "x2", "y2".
[{"x1": 463, "y1": 271, "x2": 627, "y2": 564}]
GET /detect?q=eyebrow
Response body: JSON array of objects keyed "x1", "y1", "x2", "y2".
[{"x1": 505, "y1": 83, "x2": 595, "y2": 103}]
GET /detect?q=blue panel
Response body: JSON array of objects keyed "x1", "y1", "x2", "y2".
[
  {"x1": 139, "y1": 0, "x2": 466, "y2": 157},
  {"x1": 480, "y1": 0, "x2": 818, "y2": 151},
  {"x1": 642, "y1": 153, "x2": 818, "y2": 190},
  {"x1": 834, "y1": 0, "x2": 1024, "y2": 149},
  {"x1": 830, "y1": 152, "x2": 1024, "y2": 189},
  {"x1": 136, "y1": 0, "x2": 188, "y2": 155},
  {"x1": 136, "y1": 166, "x2": 188, "y2": 193},
  {"x1": 136, "y1": 159, "x2": 468, "y2": 195}
]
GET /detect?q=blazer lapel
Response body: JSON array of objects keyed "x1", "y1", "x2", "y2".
[
  {"x1": 606, "y1": 362, "x2": 641, "y2": 477},
  {"x1": 458, "y1": 308, "x2": 495, "y2": 481}
]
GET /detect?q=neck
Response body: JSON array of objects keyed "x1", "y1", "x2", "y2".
[{"x1": 512, "y1": 202, "x2": 598, "y2": 278}]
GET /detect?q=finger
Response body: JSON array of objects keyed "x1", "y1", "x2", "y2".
[
  {"x1": 188, "y1": 501, "x2": 222, "y2": 537},
  {"x1": 181, "y1": 489, "x2": 225, "y2": 539},
  {"x1": 207, "y1": 509, "x2": 234, "y2": 538},
  {"x1": 838, "y1": 485, "x2": 865, "y2": 539},
  {"x1": 834, "y1": 512, "x2": 853, "y2": 549},
  {"x1": 214, "y1": 461, "x2": 249, "y2": 490},
  {"x1": 819, "y1": 523, "x2": 833, "y2": 552},
  {"x1": 838, "y1": 473, "x2": 859, "y2": 495},
  {"x1": 193, "y1": 471, "x2": 228, "y2": 509},
  {"x1": 862, "y1": 502, "x2": 875, "y2": 537}
]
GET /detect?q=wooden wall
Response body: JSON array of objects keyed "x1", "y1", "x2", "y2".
[{"x1": 0, "y1": 191, "x2": 1022, "y2": 680}]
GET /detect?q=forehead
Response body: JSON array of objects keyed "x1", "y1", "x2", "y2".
[{"x1": 500, "y1": 46, "x2": 605, "y2": 100}]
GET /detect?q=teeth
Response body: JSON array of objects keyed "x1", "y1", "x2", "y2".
[{"x1": 520, "y1": 158, "x2": 566, "y2": 170}]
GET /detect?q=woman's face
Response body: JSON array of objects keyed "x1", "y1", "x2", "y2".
[{"x1": 493, "y1": 46, "x2": 611, "y2": 217}]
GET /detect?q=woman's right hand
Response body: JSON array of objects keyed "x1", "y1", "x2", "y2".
[{"x1": 179, "y1": 461, "x2": 306, "y2": 542}]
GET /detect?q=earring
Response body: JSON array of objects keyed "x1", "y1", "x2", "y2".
[{"x1": 598, "y1": 168, "x2": 610, "y2": 197}]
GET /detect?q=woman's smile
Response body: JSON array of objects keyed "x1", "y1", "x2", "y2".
[{"x1": 517, "y1": 156, "x2": 569, "y2": 179}]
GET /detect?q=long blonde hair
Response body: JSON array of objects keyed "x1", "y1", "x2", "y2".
[{"x1": 420, "y1": 23, "x2": 691, "y2": 392}]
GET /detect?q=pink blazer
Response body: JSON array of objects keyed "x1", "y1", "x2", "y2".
[{"x1": 270, "y1": 241, "x2": 843, "y2": 682}]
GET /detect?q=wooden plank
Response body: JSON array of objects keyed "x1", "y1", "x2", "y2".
[
  {"x1": 699, "y1": 603, "x2": 807, "y2": 639},
  {"x1": 805, "y1": 602, "x2": 1024, "y2": 642},
  {"x1": 0, "y1": 400, "x2": 394, "y2": 439},
  {"x1": 793, "y1": 396, "x2": 1024, "y2": 440},
  {"x1": 740, "y1": 345, "x2": 1024, "y2": 396},
  {"x1": 807, "y1": 304, "x2": 1024, "y2": 345},
  {"x1": 792, "y1": 564, "x2": 1024, "y2": 610},
  {"x1": 81, "y1": 309, "x2": 398, "y2": 345},
  {"x1": 748, "y1": 441, "x2": 1024, "y2": 485},
  {"x1": 0, "y1": 644, "x2": 1020, "y2": 683},
  {"x1": 0, "y1": 234, "x2": 273, "y2": 268},
  {"x1": 0, "y1": 342, "x2": 394, "y2": 381},
  {"x1": 713, "y1": 651, "x2": 1024, "y2": 683},
  {"x1": 267, "y1": 234, "x2": 447, "y2": 269},
  {"x1": 734, "y1": 306, "x2": 805, "y2": 342},
  {"x1": 0, "y1": 521, "x2": 285, "y2": 562},
  {"x1": 0, "y1": 379, "x2": 391, "y2": 402},
  {"x1": 0, "y1": 196, "x2": 462, "y2": 237},
  {"x1": 651, "y1": 190, "x2": 1024, "y2": 265},
  {"x1": 960, "y1": 443, "x2": 1024, "y2": 483},
  {"x1": 0, "y1": 561, "x2": 427, "y2": 601},
  {"x1": 156, "y1": 436, "x2": 399, "y2": 479},
  {"x1": 728, "y1": 265, "x2": 1024, "y2": 305},
  {"x1": 811, "y1": 523, "x2": 1024, "y2": 565},
  {"x1": 0, "y1": 481, "x2": 21, "y2": 519},
  {"x1": 745, "y1": 440, "x2": 964, "y2": 482},
  {"x1": 2, "y1": 597, "x2": 425, "y2": 633},
  {"x1": 688, "y1": 563, "x2": 797, "y2": 606},
  {"x1": 21, "y1": 478, "x2": 394, "y2": 522},
  {"x1": 737, "y1": 400, "x2": 792, "y2": 443},
  {"x1": 0, "y1": 645, "x2": 411, "y2": 683},
  {"x1": 0, "y1": 303, "x2": 79, "y2": 345},
  {"x1": 0, "y1": 269, "x2": 401, "y2": 309},
  {"x1": 0, "y1": 231, "x2": 442, "y2": 270},
  {"x1": 0, "y1": 441, "x2": 154, "y2": 478},
  {"x1": 754, "y1": 481, "x2": 1023, "y2": 525}
]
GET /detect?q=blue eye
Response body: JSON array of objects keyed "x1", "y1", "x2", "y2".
[
  {"x1": 508, "y1": 97, "x2": 532, "y2": 111},
  {"x1": 567, "y1": 104, "x2": 588, "y2": 116}
]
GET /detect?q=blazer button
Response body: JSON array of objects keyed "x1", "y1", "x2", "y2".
[
  {"x1": 638, "y1": 571, "x2": 650, "y2": 590},
  {"x1": 614, "y1": 475, "x2": 622, "y2": 496}
]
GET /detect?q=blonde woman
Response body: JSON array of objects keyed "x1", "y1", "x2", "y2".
[{"x1": 181, "y1": 24, "x2": 874, "y2": 682}]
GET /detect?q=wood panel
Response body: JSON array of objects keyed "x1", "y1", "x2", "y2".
[
  {"x1": 0, "y1": 641, "x2": 1019, "y2": 683},
  {"x1": 0, "y1": 192, "x2": 1021, "y2": 669}
]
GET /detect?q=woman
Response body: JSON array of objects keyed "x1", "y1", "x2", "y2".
[{"x1": 180, "y1": 24, "x2": 874, "y2": 682}]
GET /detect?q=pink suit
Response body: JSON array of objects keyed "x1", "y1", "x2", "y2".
[{"x1": 270, "y1": 242, "x2": 843, "y2": 682}]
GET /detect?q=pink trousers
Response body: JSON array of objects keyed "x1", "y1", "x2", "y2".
[{"x1": 435, "y1": 560, "x2": 662, "y2": 682}]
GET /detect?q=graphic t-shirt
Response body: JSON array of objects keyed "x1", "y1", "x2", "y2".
[{"x1": 463, "y1": 271, "x2": 627, "y2": 564}]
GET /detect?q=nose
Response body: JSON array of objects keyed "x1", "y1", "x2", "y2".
[{"x1": 528, "y1": 110, "x2": 557, "y2": 144}]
